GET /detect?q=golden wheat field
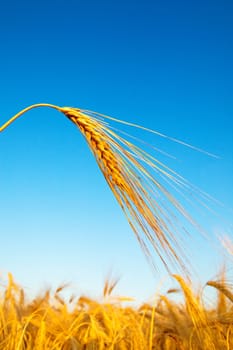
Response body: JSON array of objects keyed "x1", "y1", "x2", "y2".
[
  {"x1": 1, "y1": 105, "x2": 232, "y2": 349},
  {"x1": 0, "y1": 273, "x2": 233, "y2": 350}
]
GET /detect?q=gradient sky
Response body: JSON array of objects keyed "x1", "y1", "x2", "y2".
[{"x1": 0, "y1": 0, "x2": 232, "y2": 302}]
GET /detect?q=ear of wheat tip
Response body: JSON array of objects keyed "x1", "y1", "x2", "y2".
[{"x1": 0, "y1": 103, "x2": 210, "y2": 273}]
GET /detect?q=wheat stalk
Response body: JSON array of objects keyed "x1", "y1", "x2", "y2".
[{"x1": 0, "y1": 103, "x2": 213, "y2": 273}]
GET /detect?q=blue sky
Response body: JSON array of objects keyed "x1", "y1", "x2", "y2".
[{"x1": 0, "y1": 0, "x2": 232, "y2": 301}]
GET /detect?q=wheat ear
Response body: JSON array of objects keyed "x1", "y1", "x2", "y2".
[{"x1": 1, "y1": 104, "x2": 206, "y2": 273}]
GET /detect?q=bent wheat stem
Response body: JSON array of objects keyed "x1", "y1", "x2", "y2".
[{"x1": 0, "y1": 103, "x2": 62, "y2": 132}]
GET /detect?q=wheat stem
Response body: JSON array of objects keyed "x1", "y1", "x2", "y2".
[{"x1": 0, "y1": 103, "x2": 62, "y2": 132}]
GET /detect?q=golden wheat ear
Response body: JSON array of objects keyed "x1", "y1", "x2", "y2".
[
  {"x1": 60, "y1": 107, "x2": 190, "y2": 273},
  {"x1": 0, "y1": 104, "x2": 213, "y2": 274}
]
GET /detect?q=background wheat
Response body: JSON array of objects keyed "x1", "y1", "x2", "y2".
[{"x1": 0, "y1": 273, "x2": 232, "y2": 350}]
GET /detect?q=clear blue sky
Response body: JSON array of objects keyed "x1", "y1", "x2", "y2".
[{"x1": 0, "y1": 0, "x2": 232, "y2": 301}]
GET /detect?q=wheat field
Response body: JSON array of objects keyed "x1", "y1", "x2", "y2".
[
  {"x1": 0, "y1": 104, "x2": 232, "y2": 349},
  {"x1": 0, "y1": 273, "x2": 233, "y2": 349}
]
